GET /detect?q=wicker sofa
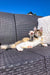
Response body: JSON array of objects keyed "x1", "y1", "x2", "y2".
[{"x1": 0, "y1": 12, "x2": 50, "y2": 75}]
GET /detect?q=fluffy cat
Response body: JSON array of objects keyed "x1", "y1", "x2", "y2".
[{"x1": 16, "y1": 27, "x2": 48, "y2": 51}]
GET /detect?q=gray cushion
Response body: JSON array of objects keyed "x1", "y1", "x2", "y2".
[
  {"x1": 16, "y1": 24, "x2": 36, "y2": 40},
  {"x1": 0, "y1": 49, "x2": 46, "y2": 75},
  {"x1": 31, "y1": 45, "x2": 50, "y2": 75},
  {"x1": 15, "y1": 14, "x2": 41, "y2": 40},
  {"x1": 30, "y1": 46, "x2": 50, "y2": 57},
  {"x1": 0, "y1": 12, "x2": 16, "y2": 44}
]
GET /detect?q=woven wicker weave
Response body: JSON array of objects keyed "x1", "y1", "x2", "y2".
[{"x1": 0, "y1": 49, "x2": 46, "y2": 75}]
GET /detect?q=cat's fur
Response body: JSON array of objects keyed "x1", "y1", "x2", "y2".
[
  {"x1": 0, "y1": 27, "x2": 48, "y2": 51},
  {"x1": 16, "y1": 27, "x2": 48, "y2": 51}
]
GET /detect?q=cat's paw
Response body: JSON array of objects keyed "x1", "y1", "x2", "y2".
[
  {"x1": 42, "y1": 44, "x2": 48, "y2": 47},
  {"x1": 17, "y1": 48, "x2": 23, "y2": 51}
]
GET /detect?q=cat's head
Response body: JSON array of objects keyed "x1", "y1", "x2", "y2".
[
  {"x1": 29, "y1": 31, "x2": 34, "y2": 36},
  {"x1": 33, "y1": 27, "x2": 43, "y2": 38}
]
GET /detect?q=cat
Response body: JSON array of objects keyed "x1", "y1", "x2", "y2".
[
  {"x1": 16, "y1": 27, "x2": 48, "y2": 51},
  {"x1": 0, "y1": 27, "x2": 48, "y2": 51}
]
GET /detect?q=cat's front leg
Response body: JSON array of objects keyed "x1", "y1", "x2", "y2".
[{"x1": 16, "y1": 45, "x2": 23, "y2": 51}]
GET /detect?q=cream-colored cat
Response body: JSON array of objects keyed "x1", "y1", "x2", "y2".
[
  {"x1": 0, "y1": 27, "x2": 48, "y2": 51},
  {"x1": 16, "y1": 27, "x2": 48, "y2": 51}
]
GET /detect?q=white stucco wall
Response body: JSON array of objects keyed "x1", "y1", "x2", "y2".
[{"x1": 38, "y1": 16, "x2": 50, "y2": 44}]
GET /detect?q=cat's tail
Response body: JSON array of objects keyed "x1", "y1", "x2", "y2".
[
  {"x1": 0, "y1": 44, "x2": 16, "y2": 50},
  {"x1": 0, "y1": 44, "x2": 9, "y2": 49}
]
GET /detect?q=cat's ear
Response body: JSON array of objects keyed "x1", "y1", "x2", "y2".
[
  {"x1": 40, "y1": 27, "x2": 43, "y2": 32},
  {"x1": 33, "y1": 27, "x2": 37, "y2": 31}
]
